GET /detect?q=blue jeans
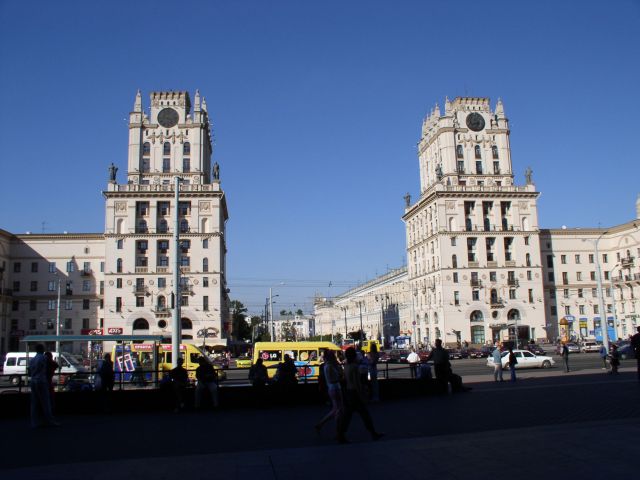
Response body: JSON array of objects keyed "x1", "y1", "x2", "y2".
[{"x1": 509, "y1": 366, "x2": 516, "y2": 382}]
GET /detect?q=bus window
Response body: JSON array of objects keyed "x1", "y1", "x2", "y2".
[
  {"x1": 284, "y1": 350, "x2": 296, "y2": 360},
  {"x1": 258, "y1": 350, "x2": 281, "y2": 362},
  {"x1": 298, "y1": 350, "x2": 317, "y2": 362},
  {"x1": 189, "y1": 353, "x2": 200, "y2": 364},
  {"x1": 166, "y1": 352, "x2": 172, "y2": 364}
]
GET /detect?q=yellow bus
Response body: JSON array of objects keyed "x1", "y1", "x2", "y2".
[
  {"x1": 253, "y1": 341, "x2": 341, "y2": 380},
  {"x1": 112, "y1": 343, "x2": 225, "y2": 382},
  {"x1": 361, "y1": 340, "x2": 382, "y2": 353}
]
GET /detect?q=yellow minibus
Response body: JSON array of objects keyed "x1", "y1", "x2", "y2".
[{"x1": 253, "y1": 341, "x2": 341, "y2": 380}]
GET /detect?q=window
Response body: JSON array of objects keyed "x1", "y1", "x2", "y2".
[
  {"x1": 48, "y1": 300, "x2": 56, "y2": 310},
  {"x1": 31, "y1": 262, "x2": 38, "y2": 273},
  {"x1": 46, "y1": 320, "x2": 54, "y2": 330},
  {"x1": 467, "y1": 238, "x2": 477, "y2": 262},
  {"x1": 66, "y1": 261, "x2": 75, "y2": 272},
  {"x1": 12, "y1": 300, "x2": 19, "y2": 311},
  {"x1": 524, "y1": 236, "x2": 530, "y2": 246},
  {"x1": 492, "y1": 145, "x2": 499, "y2": 159},
  {"x1": 100, "y1": 262, "x2": 105, "y2": 273},
  {"x1": 548, "y1": 272, "x2": 555, "y2": 282},
  {"x1": 163, "y1": 142, "x2": 171, "y2": 155},
  {"x1": 142, "y1": 142, "x2": 150, "y2": 155},
  {"x1": 593, "y1": 305, "x2": 599, "y2": 314},
  {"x1": 493, "y1": 161, "x2": 500, "y2": 174},
  {"x1": 589, "y1": 254, "x2": 594, "y2": 263},
  {"x1": 183, "y1": 142, "x2": 190, "y2": 155},
  {"x1": 579, "y1": 305, "x2": 585, "y2": 315},
  {"x1": 454, "y1": 291, "x2": 460, "y2": 306},
  {"x1": 48, "y1": 281, "x2": 55, "y2": 291},
  {"x1": 30, "y1": 281, "x2": 37, "y2": 292},
  {"x1": 29, "y1": 318, "x2": 36, "y2": 330},
  {"x1": 453, "y1": 272, "x2": 458, "y2": 283},
  {"x1": 203, "y1": 296, "x2": 209, "y2": 311},
  {"x1": 82, "y1": 280, "x2": 90, "y2": 292},
  {"x1": 141, "y1": 157, "x2": 150, "y2": 172},
  {"x1": 13, "y1": 281, "x2": 20, "y2": 292},
  {"x1": 181, "y1": 296, "x2": 189, "y2": 307},
  {"x1": 578, "y1": 288, "x2": 583, "y2": 298},
  {"x1": 48, "y1": 262, "x2": 56, "y2": 273},
  {"x1": 457, "y1": 160, "x2": 464, "y2": 173},
  {"x1": 116, "y1": 297, "x2": 122, "y2": 312},
  {"x1": 182, "y1": 158, "x2": 190, "y2": 172},
  {"x1": 180, "y1": 219, "x2": 189, "y2": 233},
  {"x1": 29, "y1": 300, "x2": 37, "y2": 311},
  {"x1": 203, "y1": 277, "x2": 209, "y2": 287},
  {"x1": 576, "y1": 272, "x2": 582, "y2": 281},
  {"x1": 181, "y1": 256, "x2": 190, "y2": 267},
  {"x1": 117, "y1": 239, "x2": 123, "y2": 249},
  {"x1": 602, "y1": 254, "x2": 608, "y2": 263},
  {"x1": 83, "y1": 318, "x2": 90, "y2": 329},
  {"x1": 489, "y1": 271, "x2": 497, "y2": 282},
  {"x1": 550, "y1": 306, "x2": 557, "y2": 316},
  {"x1": 116, "y1": 278, "x2": 122, "y2": 288},
  {"x1": 509, "y1": 289, "x2": 516, "y2": 300},
  {"x1": 83, "y1": 299, "x2": 90, "y2": 310},
  {"x1": 472, "y1": 290, "x2": 479, "y2": 301},
  {"x1": 64, "y1": 300, "x2": 72, "y2": 310},
  {"x1": 13, "y1": 262, "x2": 21, "y2": 273},
  {"x1": 604, "y1": 271, "x2": 609, "y2": 280},
  {"x1": 158, "y1": 219, "x2": 168, "y2": 233},
  {"x1": 589, "y1": 271, "x2": 595, "y2": 281},
  {"x1": 592, "y1": 287, "x2": 597, "y2": 297},
  {"x1": 563, "y1": 289, "x2": 569, "y2": 299},
  {"x1": 116, "y1": 258, "x2": 123, "y2": 273},
  {"x1": 158, "y1": 278, "x2": 166, "y2": 289},
  {"x1": 504, "y1": 237, "x2": 513, "y2": 261},
  {"x1": 452, "y1": 254, "x2": 458, "y2": 268},
  {"x1": 562, "y1": 272, "x2": 568, "y2": 284},
  {"x1": 163, "y1": 158, "x2": 170, "y2": 173},
  {"x1": 203, "y1": 238, "x2": 209, "y2": 249},
  {"x1": 564, "y1": 306, "x2": 571, "y2": 315},
  {"x1": 475, "y1": 161, "x2": 483, "y2": 174},
  {"x1": 474, "y1": 145, "x2": 482, "y2": 159},
  {"x1": 525, "y1": 253, "x2": 531, "y2": 267},
  {"x1": 574, "y1": 254, "x2": 580, "y2": 264},
  {"x1": 203, "y1": 258, "x2": 209, "y2": 272},
  {"x1": 136, "y1": 297, "x2": 144, "y2": 307},
  {"x1": 561, "y1": 255, "x2": 567, "y2": 264},
  {"x1": 527, "y1": 271, "x2": 532, "y2": 281},
  {"x1": 100, "y1": 281, "x2": 104, "y2": 295},
  {"x1": 456, "y1": 145, "x2": 464, "y2": 158}
]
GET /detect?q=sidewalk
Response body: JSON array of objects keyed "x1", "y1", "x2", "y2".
[{"x1": 2, "y1": 371, "x2": 639, "y2": 479}]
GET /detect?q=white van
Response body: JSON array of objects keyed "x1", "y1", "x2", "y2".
[{"x1": 3, "y1": 352, "x2": 87, "y2": 385}]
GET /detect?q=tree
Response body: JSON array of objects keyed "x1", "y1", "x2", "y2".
[
  {"x1": 295, "y1": 308, "x2": 303, "y2": 316},
  {"x1": 348, "y1": 330, "x2": 366, "y2": 342},
  {"x1": 280, "y1": 321, "x2": 297, "y2": 341},
  {"x1": 279, "y1": 309, "x2": 288, "y2": 316},
  {"x1": 230, "y1": 300, "x2": 251, "y2": 340}
]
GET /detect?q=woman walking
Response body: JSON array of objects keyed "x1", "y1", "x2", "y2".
[
  {"x1": 315, "y1": 350, "x2": 344, "y2": 435},
  {"x1": 367, "y1": 343, "x2": 380, "y2": 402},
  {"x1": 508, "y1": 348, "x2": 518, "y2": 382}
]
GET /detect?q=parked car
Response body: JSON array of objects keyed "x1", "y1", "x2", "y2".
[
  {"x1": 580, "y1": 341, "x2": 601, "y2": 353},
  {"x1": 487, "y1": 349, "x2": 555, "y2": 369},
  {"x1": 618, "y1": 344, "x2": 636, "y2": 360},
  {"x1": 467, "y1": 348, "x2": 489, "y2": 359},
  {"x1": 378, "y1": 351, "x2": 390, "y2": 363},
  {"x1": 447, "y1": 349, "x2": 468, "y2": 360},
  {"x1": 235, "y1": 356, "x2": 252, "y2": 368},
  {"x1": 556, "y1": 343, "x2": 580, "y2": 354},
  {"x1": 525, "y1": 344, "x2": 546, "y2": 355},
  {"x1": 388, "y1": 349, "x2": 409, "y2": 363}
]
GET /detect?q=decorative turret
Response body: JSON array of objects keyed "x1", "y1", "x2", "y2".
[
  {"x1": 636, "y1": 193, "x2": 640, "y2": 219},
  {"x1": 133, "y1": 89, "x2": 142, "y2": 112},
  {"x1": 194, "y1": 89, "x2": 201, "y2": 112}
]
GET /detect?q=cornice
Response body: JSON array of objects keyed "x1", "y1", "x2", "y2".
[
  {"x1": 104, "y1": 232, "x2": 223, "y2": 238},
  {"x1": 14, "y1": 233, "x2": 104, "y2": 241}
]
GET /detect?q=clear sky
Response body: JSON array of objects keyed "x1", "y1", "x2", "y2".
[{"x1": 1, "y1": 0, "x2": 639, "y2": 315}]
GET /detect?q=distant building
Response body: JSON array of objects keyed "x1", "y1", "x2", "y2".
[
  {"x1": 315, "y1": 97, "x2": 640, "y2": 347},
  {"x1": 0, "y1": 91, "x2": 230, "y2": 354}
]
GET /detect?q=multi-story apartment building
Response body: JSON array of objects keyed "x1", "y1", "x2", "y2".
[{"x1": 0, "y1": 91, "x2": 230, "y2": 355}]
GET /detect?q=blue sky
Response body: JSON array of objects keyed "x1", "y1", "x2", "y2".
[{"x1": 1, "y1": 0, "x2": 639, "y2": 314}]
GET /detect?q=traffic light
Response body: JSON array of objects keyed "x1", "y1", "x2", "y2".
[{"x1": 65, "y1": 281, "x2": 73, "y2": 296}]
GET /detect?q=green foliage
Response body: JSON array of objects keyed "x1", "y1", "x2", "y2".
[
  {"x1": 230, "y1": 300, "x2": 251, "y2": 340},
  {"x1": 348, "y1": 330, "x2": 366, "y2": 341},
  {"x1": 295, "y1": 308, "x2": 303, "y2": 316},
  {"x1": 280, "y1": 320, "x2": 296, "y2": 341}
]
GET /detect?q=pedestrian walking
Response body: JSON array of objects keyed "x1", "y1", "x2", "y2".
[
  {"x1": 631, "y1": 326, "x2": 640, "y2": 382},
  {"x1": 508, "y1": 348, "x2": 517, "y2": 382},
  {"x1": 426, "y1": 339, "x2": 451, "y2": 393},
  {"x1": 407, "y1": 348, "x2": 420, "y2": 379},
  {"x1": 492, "y1": 344, "x2": 504, "y2": 382},
  {"x1": 44, "y1": 351, "x2": 59, "y2": 411},
  {"x1": 599, "y1": 344, "x2": 608, "y2": 370},
  {"x1": 337, "y1": 347, "x2": 383, "y2": 444},
  {"x1": 561, "y1": 343, "x2": 570, "y2": 372},
  {"x1": 97, "y1": 353, "x2": 115, "y2": 412},
  {"x1": 169, "y1": 357, "x2": 189, "y2": 412},
  {"x1": 315, "y1": 350, "x2": 344, "y2": 435},
  {"x1": 248, "y1": 357, "x2": 268, "y2": 389},
  {"x1": 29, "y1": 344, "x2": 60, "y2": 428},
  {"x1": 608, "y1": 344, "x2": 621, "y2": 375},
  {"x1": 367, "y1": 343, "x2": 380, "y2": 402},
  {"x1": 195, "y1": 357, "x2": 219, "y2": 410}
]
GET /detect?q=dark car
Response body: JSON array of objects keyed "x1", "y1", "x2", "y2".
[
  {"x1": 388, "y1": 349, "x2": 409, "y2": 363},
  {"x1": 377, "y1": 351, "x2": 390, "y2": 363},
  {"x1": 526, "y1": 344, "x2": 546, "y2": 355},
  {"x1": 447, "y1": 349, "x2": 468, "y2": 360},
  {"x1": 467, "y1": 348, "x2": 489, "y2": 359},
  {"x1": 618, "y1": 344, "x2": 636, "y2": 360}
]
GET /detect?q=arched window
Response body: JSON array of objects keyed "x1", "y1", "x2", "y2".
[
  {"x1": 181, "y1": 318, "x2": 192, "y2": 330},
  {"x1": 492, "y1": 145, "x2": 499, "y2": 159},
  {"x1": 157, "y1": 296, "x2": 166, "y2": 309},
  {"x1": 158, "y1": 219, "x2": 168, "y2": 233},
  {"x1": 137, "y1": 219, "x2": 147, "y2": 234},
  {"x1": 116, "y1": 218, "x2": 124, "y2": 234},
  {"x1": 116, "y1": 258, "x2": 123, "y2": 273},
  {"x1": 456, "y1": 145, "x2": 464, "y2": 159},
  {"x1": 180, "y1": 219, "x2": 189, "y2": 233},
  {"x1": 470, "y1": 310, "x2": 483, "y2": 322},
  {"x1": 452, "y1": 254, "x2": 457, "y2": 268},
  {"x1": 142, "y1": 142, "x2": 150, "y2": 155},
  {"x1": 522, "y1": 217, "x2": 529, "y2": 231},
  {"x1": 132, "y1": 318, "x2": 149, "y2": 330},
  {"x1": 525, "y1": 253, "x2": 531, "y2": 267},
  {"x1": 448, "y1": 217, "x2": 456, "y2": 231},
  {"x1": 507, "y1": 309, "x2": 520, "y2": 321},
  {"x1": 474, "y1": 145, "x2": 482, "y2": 159},
  {"x1": 202, "y1": 258, "x2": 209, "y2": 272},
  {"x1": 163, "y1": 142, "x2": 171, "y2": 155},
  {"x1": 183, "y1": 142, "x2": 190, "y2": 155},
  {"x1": 201, "y1": 218, "x2": 209, "y2": 233},
  {"x1": 490, "y1": 289, "x2": 498, "y2": 304}
]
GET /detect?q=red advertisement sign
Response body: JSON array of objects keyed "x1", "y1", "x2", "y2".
[
  {"x1": 107, "y1": 327, "x2": 123, "y2": 334},
  {"x1": 81, "y1": 329, "x2": 103, "y2": 335}
]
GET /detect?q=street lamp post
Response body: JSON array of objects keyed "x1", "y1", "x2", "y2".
[
  {"x1": 357, "y1": 300, "x2": 364, "y2": 345},
  {"x1": 610, "y1": 263, "x2": 622, "y2": 341},
  {"x1": 341, "y1": 306, "x2": 348, "y2": 343},
  {"x1": 171, "y1": 176, "x2": 182, "y2": 368},
  {"x1": 55, "y1": 277, "x2": 61, "y2": 356},
  {"x1": 584, "y1": 233, "x2": 610, "y2": 352}
]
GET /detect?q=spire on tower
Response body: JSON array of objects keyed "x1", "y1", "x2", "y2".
[
  {"x1": 194, "y1": 89, "x2": 201, "y2": 112},
  {"x1": 495, "y1": 98, "x2": 504, "y2": 116},
  {"x1": 201, "y1": 97, "x2": 208, "y2": 113},
  {"x1": 434, "y1": 103, "x2": 441, "y2": 117},
  {"x1": 636, "y1": 193, "x2": 640, "y2": 219},
  {"x1": 444, "y1": 96, "x2": 452, "y2": 115},
  {"x1": 133, "y1": 89, "x2": 142, "y2": 112}
]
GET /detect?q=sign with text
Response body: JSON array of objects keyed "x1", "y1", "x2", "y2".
[{"x1": 107, "y1": 327, "x2": 123, "y2": 334}]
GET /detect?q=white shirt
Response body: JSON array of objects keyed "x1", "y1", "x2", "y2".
[{"x1": 407, "y1": 352, "x2": 420, "y2": 364}]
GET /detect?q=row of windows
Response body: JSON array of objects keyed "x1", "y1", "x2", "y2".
[
  {"x1": 140, "y1": 157, "x2": 191, "y2": 173},
  {"x1": 11, "y1": 318, "x2": 92, "y2": 331},
  {"x1": 142, "y1": 142, "x2": 190, "y2": 156},
  {"x1": 13, "y1": 261, "x2": 103, "y2": 274},
  {"x1": 10, "y1": 279, "x2": 94, "y2": 293},
  {"x1": 546, "y1": 249, "x2": 640, "y2": 269},
  {"x1": 452, "y1": 288, "x2": 534, "y2": 305},
  {"x1": 456, "y1": 145, "x2": 499, "y2": 160},
  {"x1": 115, "y1": 296, "x2": 209, "y2": 313},
  {"x1": 12, "y1": 298, "x2": 97, "y2": 311},
  {"x1": 115, "y1": 257, "x2": 211, "y2": 272}
]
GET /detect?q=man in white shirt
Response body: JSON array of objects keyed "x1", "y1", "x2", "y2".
[{"x1": 407, "y1": 348, "x2": 420, "y2": 379}]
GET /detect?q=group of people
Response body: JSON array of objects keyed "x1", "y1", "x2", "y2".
[{"x1": 168, "y1": 357, "x2": 219, "y2": 412}]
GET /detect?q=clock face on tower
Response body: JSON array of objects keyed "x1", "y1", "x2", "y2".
[
  {"x1": 157, "y1": 108, "x2": 179, "y2": 128},
  {"x1": 466, "y1": 113, "x2": 485, "y2": 132}
]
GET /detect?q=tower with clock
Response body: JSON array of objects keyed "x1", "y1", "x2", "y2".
[
  {"x1": 102, "y1": 90, "x2": 230, "y2": 346},
  {"x1": 403, "y1": 97, "x2": 545, "y2": 349}
]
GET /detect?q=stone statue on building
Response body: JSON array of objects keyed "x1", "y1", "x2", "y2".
[
  {"x1": 404, "y1": 192, "x2": 411, "y2": 207},
  {"x1": 108, "y1": 163, "x2": 118, "y2": 183},
  {"x1": 435, "y1": 164, "x2": 443, "y2": 181},
  {"x1": 213, "y1": 162, "x2": 220, "y2": 180},
  {"x1": 525, "y1": 166, "x2": 533, "y2": 185}
]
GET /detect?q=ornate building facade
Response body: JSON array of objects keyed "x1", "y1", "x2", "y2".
[{"x1": 0, "y1": 91, "x2": 230, "y2": 354}]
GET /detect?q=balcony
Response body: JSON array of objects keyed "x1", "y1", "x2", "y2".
[
  {"x1": 132, "y1": 286, "x2": 149, "y2": 295},
  {"x1": 180, "y1": 266, "x2": 191, "y2": 273},
  {"x1": 135, "y1": 267, "x2": 148, "y2": 273},
  {"x1": 620, "y1": 256, "x2": 635, "y2": 268},
  {"x1": 80, "y1": 269, "x2": 92, "y2": 276},
  {"x1": 490, "y1": 298, "x2": 504, "y2": 308},
  {"x1": 152, "y1": 307, "x2": 170, "y2": 317},
  {"x1": 507, "y1": 279, "x2": 519, "y2": 287},
  {"x1": 156, "y1": 267, "x2": 169, "y2": 273},
  {"x1": 470, "y1": 279, "x2": 482, "y2": 288}
]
